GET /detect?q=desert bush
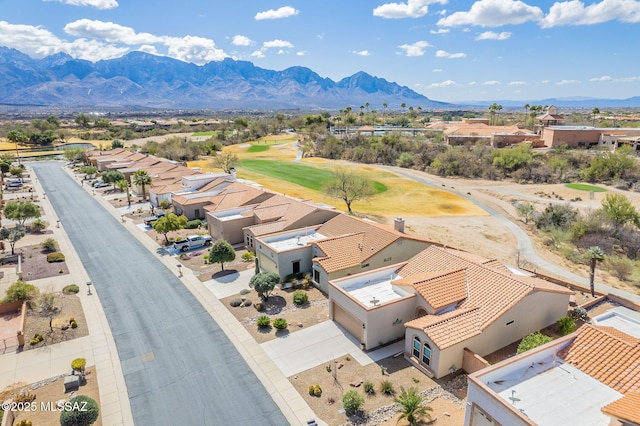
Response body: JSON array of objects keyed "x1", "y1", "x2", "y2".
[
  {"x1": 62, "y1": 284, "x2": 79, "y2": 294},
  {"x1": 3, "y1": 280, "x2": 38, "y2": 303},
  {"x1": 41, "y1": 237, "x2": 58, "y2": 251},
  {"x1": 256, "y1": 315, "x2": 271, "y2": 328},
  {"x1": 254, "y1": 302, "x2": 265, "y2": 312},
  {"x1": 243, "y1": 300, "x2": 252, "y2": 307},
  {"x1": 239, "y1": 288, "x2": 251, "y2": 295},
  {"x1": 29, "y1": 333, "x2": 43, "y2": 345},
  {"x1": 572, "y1": 306, "x2": 588, "y2": 320},
  {"x1": 184, "y1": 219, "x2": 201, "y2": 229},
  {"x1": 557, "y1": 316, "x2": 576, "y2": 336},
  {"x1": 342, "y1": 390, "x2": 364, "y2": 414},
  {"x1": 13, "y1": 392, "x2": 36, "y2": 403},
  {"x1": 59, "y1": 395, "x2": 99, "y2": 426},
  {"x1": 364, "y1": 381, "x2": 375, "y2": 395},
  {"x1": 292, "y1": 290, "x2": 308, "y2": 305},
  {"x1": 300, "y1": 273, "x2": 311, "y2": 289},
  {"x1": 70, "y1": 320, "x2": 78, "y2": 329},
  {"x1": 517, "y1": 332, "x2": 552, "y2": 354},
  {"x1": 313, "y1": 384, "x2": 322, "y2": 396},
  {"x1": 229, "y1": 298, "x2": 242, "y2": 307},
  {"x1": 16, "y1": 420, "x2": 33, "y2": 426},
  {"x1": 308, "y1": 385, "x2": 315, "y2": 395},
  {"x1": 380, "y1": 380, "x2": 395, "y2": 395},
  {"x1": 241, "y1": 252, "x2": 254, "y2": 262},
  {"x1": 273, "y1": 318, "x2": 288, "y2": 330},
  {"x1": 606, "y1": 256, "x2": 634, "y2": 280},
  {"x1": 71, "y1": 358, "x2": 86, "y2": 371},
  {"x1": 29, "y1": 219, "x2": 46, "y2": 233},
  {"x1": 46, "y1": 252, "x2": 65, "y2": 262}
]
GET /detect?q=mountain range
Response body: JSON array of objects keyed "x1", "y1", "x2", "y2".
[{"x1": 0, "y1": 47, "x2": 445, "y2": 111}]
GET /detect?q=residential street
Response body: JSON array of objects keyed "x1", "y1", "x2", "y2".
[{"x1": 31, "y1": 162, "x2": 288, "y2": 426}]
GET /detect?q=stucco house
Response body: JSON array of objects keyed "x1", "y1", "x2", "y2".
[
  {"x1": 328, "y1": 245, "x2": 572, "y2": 378},
  {"x1": 465, "y1": 307, "x2": 640, "y2": 426},
  {"x1": 255, "y1": 215, "x2": 432, "y2": 289}
]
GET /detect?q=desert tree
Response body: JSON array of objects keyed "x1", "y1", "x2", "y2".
[
  {"x1": 3, "y1": 200, "x2": 40, "y2": 226},
  {"x1": 209, "y1": 152, "x2": 238, "y2": 174},
  {"x1": 207, "y1": 239, "x2": 236, "y2": 271},
  {"x1": 101, "y1": 170, "x2": 125, "y2": 190},
  {"x1": 34, "y1": 287, "x2": 60, "y2": 333},
  {"x1": 0, "y1": 225, "x2": 25, "y2": 255},
  {"x1": 249, "y1": 271, "x2": 280, "y2": 300},
  {"x1": 153, "y1": 213, "x2": 187, "y2": 244},
  {"x1": 325, "y1": 167, "x2": 375, "y2": 214}
]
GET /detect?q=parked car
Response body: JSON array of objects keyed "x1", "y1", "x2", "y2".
[
  {"x1": 173, "y1": 235, "x2": 213, "y2": 252},
  {"x1": 92, "y1": 180, "x2": 108, "y2": 188},
  {"x1": 143, "y1": 211, "x2": 166, "y2": 226}
]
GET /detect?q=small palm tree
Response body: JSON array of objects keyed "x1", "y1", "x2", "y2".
[
  {"x1": 585, "y1": 246, "x2": 605, "y2": 297},
  {"x1": 591, "y1": 107, "x2": 600, "y2": 126},
  {"x1": 116, "y1": 179, "x2": 131, "y2": 207},
  {"x1": 132, "y1": 170, "x2": 152, "y2": 202},
  {"x1": 394, "y1": 386, "x2": 432, "y2": 426}
]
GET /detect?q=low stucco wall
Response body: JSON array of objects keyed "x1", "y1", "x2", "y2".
[{"x1": 462, "y1": 347, "x2": 490, "y2": 374}]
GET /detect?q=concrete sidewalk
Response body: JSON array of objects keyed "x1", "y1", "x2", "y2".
[{"x1": 0, "y1": 165, "x2": 134, "y2": 426}]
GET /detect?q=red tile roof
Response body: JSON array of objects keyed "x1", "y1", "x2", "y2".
[{"x1": 602, "y1": 392, "x2": 640, "y2": 424}]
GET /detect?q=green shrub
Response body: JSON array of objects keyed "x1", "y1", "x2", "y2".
[
  {"x1": 256, "y1": 315, "x2": 271, "y2": 328},
  {"x1": 241, "y1": 252, "x2": 254, "y2": 262},
  {"x1": 254, "y1": 302, "x2": 265, "y2": 312},
  {"x1": 557, "y1": 316, "x2": 576, "y2": 336},
  {"x1": 41, "y1": 238, "x2": 58, "y2": 252},
  {"x1": 292, "y1": 290, "x2": 309, "y2": 305},
  {"x1": 2, "y1": 280, "x2": 37, "y2": 303},
  {"x1": 380, "y1": 380, "x2": 395, "y2": 395},
  {"x1": 273, "y1": 318, "x2": 288, "y2": 330},
  {"x1": 59, "y1": 395, "x2": 99, "y2": 426},
  {"x1": 71, "y1": 358, "x2": 86, "y2": 371},
  {"x1": 46, "y1": 252, "x2": 65, "y2": 262},
  {"x1": 29, "y1": 219, "x2": 46, "y2": 233},
  {"x1": 517, "y1": 332, "x2": 553, "y2": 354},
  {"x1": 342, "y1": 390, "x2": 364, "y2": 414},
  {"x1": 185, "y1": 219, "x2": 202, "y2": 229},
  {"x1": 62, "y1": 284, "x2": 79, "y2": 295},
  {"x1": 229, "y1": 298, "x2": 242, "y2": 307},
  {"x1": 300, "y1": 274, "x2": 311, "y2": 289},
  {"x1": 364, "y1": 381, "x2": 375, "y2": 395},
  {"x1": 29, "y1": 333, "x2": 44, "y2": 345}
]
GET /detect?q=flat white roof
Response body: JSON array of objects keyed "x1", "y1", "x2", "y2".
[
  {"x1": 218, "y1": 214, "x2": 244, "y2": 222},
  {"x1": 341, "y1": 276, "x2": 407, "y2": 308},
  {"x1": 591, "y1": 306, "x2": 640, "y2": 338},
  {"x1": 487, "y1": 357, "x2": 621, "y2": 426},
  {"x1": 267, "y1": 231, "x2": 326, "y2": 252}
]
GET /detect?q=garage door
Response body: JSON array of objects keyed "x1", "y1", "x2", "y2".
[{"x1": 333, "y1": 302, "x2": 364, "y2": 343}]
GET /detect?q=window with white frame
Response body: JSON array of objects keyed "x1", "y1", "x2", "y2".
[
  {"x1": 422, "y1": 343, "x2": 431, "y2": 366},
  {"x1": 413, "y1": 336, "x2": 421, "y2": 358}
]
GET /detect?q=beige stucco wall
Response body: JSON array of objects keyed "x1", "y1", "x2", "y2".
[
  {"x1": 177, "y1": 203, "x2": 208, "y2": 220},
  {"x1": 540, "y1": 128, "x2": 601, "y2": 147},
  {"x1": 207, "y1": 214, "x2": 254, "y2": 245},
  {"x1": 256, "y1": 243, "x2": 313, "y2": 280}
]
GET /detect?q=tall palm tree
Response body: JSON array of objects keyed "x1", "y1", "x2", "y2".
[
  {"x1": 394, "y1": 387, "x2": 432, "y2": 426},
  {"x1": 132, "y1": 170, "x2": 152, "y2": 202},
  {"x1": 585, "y1": 246, "x2": 605, "y2": 297},
  {"x1": 591, "y1": 107, "x2": 600, "y2": 126},
  {"x1": 382, "y1": 103, "x2": 388, "y2": 124},
  {"x1": 116, "y1": 179, "x2": 131, "y2": 207}
]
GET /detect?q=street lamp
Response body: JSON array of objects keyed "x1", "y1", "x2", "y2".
[
  {"x1": 177, "y1": 264, "x2": 183, "y2": 277},
  {"x1": 86, "y1": 281, "x2": 92, "y2": 295}
]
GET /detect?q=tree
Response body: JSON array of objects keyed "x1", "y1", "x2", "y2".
[
  {"x1": 132, "y1": 170, "x2": 152, "y2": 201},
  {"x1": 111, "y1": 139, "x2": 124, "y2": 149},
  {"x1": 2, "y1": 280, "x2": 37, "y2": 303},
  {"x1": 63, "y1": 147, "x2": 86, "y2": 163},
  {"x1": 515, "y1": 202, "x2": 537, "y2": 224},
  {"x1": 74, "y1": 114, "x2": 92, "y2": 128},
  {"x1": 585, "y1": 246, "x2": 605, "y2": 297},
  {"x1": 7, "y1": 130, "x2": 27, "y2": 166},
  {"x1": 599, "y1": 193, "x2": 640, "y2": 227},
  {"x1": 207, "y1": 239, "x2": 236, "y2": 271},
  {"x1": 0, "y1": 225, "x2": 25, "y2": 255},
  {"x1": 325, "y1": 168, "x2": 376, "y2": 213},
  {"x1": 492, "y1": 144, "x2": 533, "y2": 175},
  {"x1": 60, "y1": 395, "x2": 99, "y2": 426},
  {"x1": 488, "y1": 103, "x2": 503, "y2": 125},
  {"x1": 3, "y1": 201, "x2": 40, "y2": 226},
  {"x1": 101, "y1": 170, "x2": 125, "y2": 190},
  {"x1": 249, "y1": 271, "x2": 279, "y2": 300},
  {"x1": 394, "y1": 386, "x2": 432, "y2": 426},
  {"x1": 209, "y1": 152, "x2": 238, "y2": 174},
  {"x1": 116, "y1": 179, "x2": 131, "y2": 207},
  {"x1": 153, "y1": 213, "x2": 187, "y2": 244},
  {"x1": 80, "y1": 166, "x2": 97, "y2": 179},
  {"x1": 591, "y1": 107, "x2": 600, "y2": 126},
  {"x1": 34, "y1": 289, "x2": 60, "y2": 332}
]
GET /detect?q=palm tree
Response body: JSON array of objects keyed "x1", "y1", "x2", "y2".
[
  {"x1": 394, "y1": 386, "x2": 432, "y2": 426},
  {"x1": 585, "y1": 246, "x2": 605, "y2": 297},
  {"x1": 382, "y1": 103, "x2": 388, "y2": 124},
  {"x1": 591, "y1": 107, "x2": 600, "y2": 126},
  {"x1": 400, "y1": 102, "x2": 406, "y2": 115},
  {"x1": 116, "y1": 179, "x2": 131, "y2": 207},
  {"x1": 132, "y1": 170, "x2": 152, "y2": 202}
]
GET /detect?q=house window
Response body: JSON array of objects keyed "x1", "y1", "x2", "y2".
[
  {"x1": 195, "y1": 208, "x2": 200, "y2": 218},
  {"x1": 422, "y1": 343, "x2": 431, "y2": 366},
  {"x1": 412, "y1": 336, "x2": 421, "y2": 358},
  {"x1": 313, "y1": 269, "x2": 320, "y2": 283},
  {"x1": 292, "y1": 260, "x2": 300, "y2": 274}
]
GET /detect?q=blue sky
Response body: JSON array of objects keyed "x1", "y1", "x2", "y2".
[{"x1": 0, "y1": 0, "x2": 639, "y2": 103}]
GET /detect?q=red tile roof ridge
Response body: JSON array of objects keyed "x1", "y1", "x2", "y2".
[
  {"x1": 601, "y1": 392, "x2": 640, "y2": 424},
  {"x1": 592, "y1": 325, "x2": 640, "y2": 347}
]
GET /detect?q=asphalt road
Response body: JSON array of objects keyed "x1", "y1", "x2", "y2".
[{"x1": 31, "y1": 162, "x2": 288, "y2": 426}]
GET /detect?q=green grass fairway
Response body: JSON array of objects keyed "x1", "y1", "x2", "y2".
[
  {"x1": 565, "y1": 183, "x2": 607, "y2": 192},
  {"x1": 239, "y1": 159, "x2": 387, "y2": 194},
  {"x1": 192, "y1": 131, "x2": 215, "y2": 136},
  {"x1": 247, "y1": 145, "x2": 270, "y2": 153}
]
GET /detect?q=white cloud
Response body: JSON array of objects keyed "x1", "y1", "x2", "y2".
[
  {"x1": 353, "y1": 50, "x2": 371, "y2": 56},
  {"x1": 255, "y1": 6, "x2": 299, "y2": 20},
  {"x1": 138, "y1": 45, "x2": 158, "y2": 55},
  {"x1": 620, "y1": 76, "x2": 640, "y2": 82},
  {"x1": 263, "y1": 39, "x2": 294, "y2": 49},
  {"x1": 43, "y1": 0, "x2": 118, "y2": 9},
  {"x1": 397, "y1": 40, "x2": 431, "y2": 56},
  {"x1": 373, "y1": 0, "x2": 447, "y2": 19},
  {"x1": 435, "y1": 49, "x2": 466, "y2": 58},
  {"x1": 590, "y1": 75, "x2": 613, "y2": 81},
  {"x1": 556, "y1": 79, "x2": 580, "y2": 85},
  {"x1": 277, "y1": 49, "x2": 286, "y2": 55},
  {"x1": 541, "y1": 0, "x2": 640, "y2": 28},
  {"x1": 250, "y1": 50, "x2": 265, "y2": 58},
  {"x1": 438, "y1": 0, "x2": 543, "y2": 27},
  {"x1": 476, "y1": 31, "x2": 512, "y2": 40},
  {"x1": 432, "y1": 68, "x2": 443, "y2": 72},
  {"x1": 482, "y1": 80, "x2": 501, "y2": 85},
  {"x1": 64, "y1": 19, "x2": 158, "y2": 44},
  {"x1": 430, "y1": 28, "x2": 450, "y2": 34},
  {"x1": 163, "y1": 35, "x2": 226, "y2": 64},
  {"x1": 296, "y1": 51, "x2": 305, "y2": 56},
  {"x1": 508, "y1": 81, "x2": 528, "y2": 85},
  {"x1": 427, "y1": 79, "x2": 460, "y2": 88},
  {"x1": 232, "y1": 35, "x2": 254, "y2": 46}
]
